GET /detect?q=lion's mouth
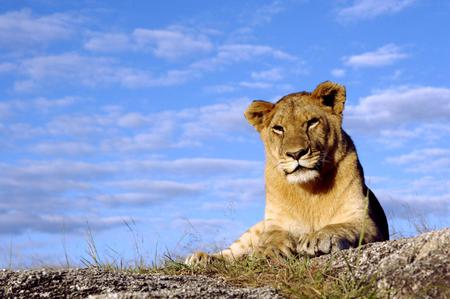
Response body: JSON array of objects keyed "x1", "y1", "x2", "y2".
[
  {"x1": 284, "y1": 160, "x2": 322, "y2": 175},
  {"x1": 284, "y1": 164, "x2": 313, "y2": 175}
]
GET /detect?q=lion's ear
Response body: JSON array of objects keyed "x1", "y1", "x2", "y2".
[
  {"x1": 244, "y1": 100, "x2": 275, "y2": 132},
  {"x1": 311, "y1": 81, "x2": 346, "y2": 115}
]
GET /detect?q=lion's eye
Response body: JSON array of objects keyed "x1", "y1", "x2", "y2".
[
  {"x1": 307, "y1": 118, "x2": 320, "y2": 129},
  {"x1": 272, "y1": 125, "x2": 284, "y2": 135}
]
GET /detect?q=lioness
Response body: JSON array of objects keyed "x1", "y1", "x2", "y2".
[{"x1": 186, "y1": 81, "x2": 389, "y2": 265}]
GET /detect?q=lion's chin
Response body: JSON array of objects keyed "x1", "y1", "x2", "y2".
[{"x1": 286, "y1": 169, "x2": 320, "y2": 184}]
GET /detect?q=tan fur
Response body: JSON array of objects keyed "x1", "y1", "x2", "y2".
[{"x1": 185, "y1": 81, "x2": 389, "y2": 265}]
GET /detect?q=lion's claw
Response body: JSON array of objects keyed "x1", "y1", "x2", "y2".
[{"x1": 297, "y1": 232, "x2": 351, "y2": 257}]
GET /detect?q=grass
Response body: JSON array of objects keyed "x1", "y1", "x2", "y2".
[
  {"x1": 81, "y1": 241, "x2": 379, "y2": 299},
  {"x1": 157, "y1": 255, "x2": 379, "y2": 299}
]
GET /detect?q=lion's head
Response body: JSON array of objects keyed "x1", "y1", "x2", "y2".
[{"x1": 245, "y1": 81, "x2": 347, "y2": 184}]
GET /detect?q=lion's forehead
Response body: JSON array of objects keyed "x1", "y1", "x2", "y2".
[{"x1": 272, "y1": 99, "x2": 322, "y2": 125}]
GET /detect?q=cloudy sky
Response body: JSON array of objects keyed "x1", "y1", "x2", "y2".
[{"x1": 0, "y1": 0, "x2": 449, "y2": 267}]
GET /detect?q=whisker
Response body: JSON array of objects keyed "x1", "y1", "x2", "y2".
[{"x1": 272, "y1": 161, "x2": 282, "y2": 170}]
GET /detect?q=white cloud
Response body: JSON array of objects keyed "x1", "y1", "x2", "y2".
[
  {"x1": 365, "y1": 176, "x2": 389, "y2": 185},
  {"x1": 14, "y1": 53, "x2": 195, "y2": 90},
  {"x1": 191, "y1": 44, "x2": 296, "y2": 71},
  {"x1": 370, "y1": 176, "x2": 450, "y2": 235},
  {"x1": 376, "y1": 124, "x2": 450, "y2": 147},
  {"x1": 239, "y1": 81, "x2": 273, "y2": 89},
  {"x1": 0, "y1": 96, "x2": 269, "y2": 237},
  {"x1": 378, "y1": 186, "x2": 450, "y2": 220},
  {"x1": 106, "y1": 179, "x2": 204, "y2": 193},
  {"x1": 1, "y1": 158, "x2": 262, "y2": 182},
  {"x1": 251, "y1": 68, "x2": 283, "y2": 81},
  {"x1": 409, "y1": 176, "x2": 450, "y2": 194},
  {"x1": 0, "y1": 123, "x2": 46, "y2": 139},
  {"x1": 98, "y1": 180, "x2": 204, "y2": 205},
  {"x1": 0, "y1": 9, "x2": 75, "y2": 48},
  {"x1": 0, "y1": 97, "x2": 76, "y2": 115},
  {"x1": 0, "y1": 211, "x2": 126, "y2": 234},
  {"x1": 385, "y1": 148, "x2": 450, "y2": 173},
  {"x1": 130, "y1": 158, "x2": 262, "y2": 177},
  {"x1": 0, "y1": 160, "x2": 112, "y2": 181},
  {"x1": 337, "y1": 0, "x2": 416, "y2": 21},
  {"x1": 203, "y1": 84, "x2": 236, "y2": 94},
  {"x1": 96, "y1": 193, "x2": 163, "y2": 205},
  {"x1": 0, "y1": 176, "x2": 89, "y2": 197},
  {"x1": 119, "y1": 69, "x2": 195, "y2": 88},
  {"x1": 331, "y1": 68, "x2": 346, "y2": 78},
  {"x1": 19, "y1": 53, "x2": 117, "y2": 87},
  {"x1": 229, "y1": 1, "x2": 286, "y2": 43},
  {"x1": 32, "y1": 141, "x2": 96, "y2": 156},
  {"x1": 133, "y1": 28, "x2": 213, "y2": 59},
  {"x1": 213, "y1": 178, "x2": 264, "y2": 203},
  {"x1": 344, "y1": 85, "x2": 450, "y2": 159},
  {"x1": 0, "y1": 155, "x2": 262, "y2": 235},
  {"x1": 250, "y1": 0, "x2": 285, "y2": 26},
  {"x1": 54, "y1": 100, "x2": 250, "y2": 150},
  {"x1": 387, "y1": 148, "x2": 449, "y2": 164},
  {"x1": 84, "y1": 33, "x2": 132, "y2": 52},
  {"x1": 101, "y1": 129, "x2": 175, "y2": 152},
  {"x1": 12, "y1": 41, "x2": 294, "y2": 90},
  {"x1": 85, "y1": 27, "x2": 214, "y2": 60},
  {"x1": 3, "y1": 99, "x2": 255, "y2": 152},
  {"x1": 219, "y1": 44, "x2": 296, "y2": 61},
  {"x1": 204, "y1": 68, "x2": 293, "y2": 93},
  {"x1": 179, "y1": 100, "x2": 252, "y2": 141},
  {"x1": 345, "y1": 86, "x2": 450, "y2": 131},
  {"x1": 45, "y1": 113, "x2": 113, "y2": 136},
  {"x1": 343, "y1": 44, "x2": 408, "y2": 68},
  {"x1": 0, "y1": 62, "x2": 16, "y2": 73},
  {"x1": 117, "y1": 112, "x2": 151, "y2": 128}
]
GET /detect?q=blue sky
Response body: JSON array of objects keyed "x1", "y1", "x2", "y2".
[{"x1": 0, "y1": 0, "x2": 449, "y2": 268}]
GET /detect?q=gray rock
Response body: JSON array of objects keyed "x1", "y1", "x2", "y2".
[
  {"x1": 314, "y1": 228, "x2": 450, "y2": 298},
  {"x1": 0, "y1": 268, "x2": 280, "y2": 298}
]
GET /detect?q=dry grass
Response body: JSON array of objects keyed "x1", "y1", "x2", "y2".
[{"x1": 79, "y1": 230, "x2": 379, "y2": 298}]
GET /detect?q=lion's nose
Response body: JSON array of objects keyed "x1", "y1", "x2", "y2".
[{"x1": 286, "y1": 148, "x2": 309, "y2": 160}]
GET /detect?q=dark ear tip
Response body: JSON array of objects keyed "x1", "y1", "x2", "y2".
[{"x1": 312, "y1": 81, "x2": 346, "y2": 95}]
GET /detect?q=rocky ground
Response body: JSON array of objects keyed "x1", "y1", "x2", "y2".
[
  {"x1": 0, "y1": 268, "x2": 280, "y2": 298},
  {"x1": 1, "y1": 228, "x2": 449, "y2": 298},
  {"x1": 313, "y1": 228, "x2": 450, "y2": 299}
]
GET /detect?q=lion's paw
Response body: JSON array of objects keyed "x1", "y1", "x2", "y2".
[
  {"x1": 184, "y1": 251, "x2": 213, "y2": 266},
  {"x1": 297, "y1": 232, "x2": 351, "y2": 257},
  {"x1": 256, "y1": 230, "x2": 296, "y2": 258}
]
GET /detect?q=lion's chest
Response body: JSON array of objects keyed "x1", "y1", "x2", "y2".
[{"x1": 264, "y1": 189, "x2": 344, "y2": 235}]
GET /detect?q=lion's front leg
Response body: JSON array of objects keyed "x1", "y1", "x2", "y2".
[{"x1": 296, "y1": 223, "x2": 365, "y2": 257}]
